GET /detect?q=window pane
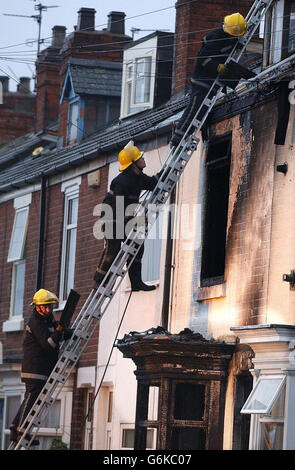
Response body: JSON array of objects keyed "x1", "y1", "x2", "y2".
[
  {"x1": 146, "y1": 429, "x2": 155, "y2": 449},
  {"x1": 174, "y1": 383, "x2": 205, "y2": 421},
  {"x1": 171, "y1": 427, "x2": 206, "y2": 450},
  {"x1": 288, "y1": 4, "x2": 295, "y2": 53},
  {"x1": 148, "y1": 386, "x2": 159, "y2": 421},
  {"x1": 127, "y1": 64, "x2": 133, "y2": 80},
  {"x1": 8, "y1": 209, "x2": 28, "y2": 261},
  {"x1": 135, "y1": 58, "x2": 151, "y2": 104},
  {"x1": 241, "y1": 377, "x2": 285, "y2": 414},
  {"x1": 63, "y1": 227, "x2": 77, "y2": 300},
  {"x1": 68, "y1": 102, "x2": 79, "y2": 142},
  {"x1": 12, "y1": 260, "x2": 26, "y2": 317},
  {"x1": 68, "y1": 197, "x2": 78, "y2": 225},
  {"x1": 261, "y1": 422, "x2": 284, "y2": 450},
  {"x1": 39, "y1": 400, "x2": 61, "y2": 428},
  {"x1": 5, "y1": 396, "x2": 21, "y2": 428},
  {"x1": 122, "y1": 429, "x2": 134, "y2": 448},
  {"x1": 142, "y1": 212, "x2": 162, "y2": 282}
]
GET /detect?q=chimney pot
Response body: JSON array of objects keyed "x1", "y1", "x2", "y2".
[
  {"x1": 107, "y1": 11, "x2": 126, "y2": 35},
  {"x1": 51, "y1": 25, "x2": 66, "y2": 48},
  {"x1": 77, "y1": 8, "x2": 96, "y2": 31},
  {"x1": 0, "y1": 76, "x2": 9, "y2": 93},
  {"x1": 18, "y1": 77, "x2": 31, "y2": 94}
]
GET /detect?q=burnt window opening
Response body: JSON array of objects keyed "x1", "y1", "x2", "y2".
[
  {"x1": 134, "y1": 380, "x2": 209, "y2": 450},
  {"x1": 201, "y1": 133, "x2": 232, "y2": 286},
  {"x1": 173, "y1": 383, "x2": 205, "y2": 421},
  {"x1": 232, "y1": 374, "x2": 253, "y2": 450}
]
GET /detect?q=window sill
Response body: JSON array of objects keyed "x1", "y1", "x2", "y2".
[
  {"x1": 2, "y1": 317, "x2": 24, "y2": 332},
  {"x1": 195, "y1": 282, "x2": 226, "y2": 301}
]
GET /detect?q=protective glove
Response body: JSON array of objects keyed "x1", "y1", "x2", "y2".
[
  {"x1": 217, "y1": 63, "x2": 228, "y2": 75},
  {"x1": 63, "y1": 328, "x2": 74, "y2": 340},
  {"x1": 56, "y1": 323, "x2": 64, "y2": 332}
]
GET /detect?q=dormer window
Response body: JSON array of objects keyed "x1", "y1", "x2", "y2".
[
  {"x1": 120, "y1": 32, "x2": 174, "y2": 119},
  {"x1": 60, "y1": 59, "x2": 122, "y2": 145}
]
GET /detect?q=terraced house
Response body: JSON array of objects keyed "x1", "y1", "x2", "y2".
[{"x1": 1, "y1": 0, "x2": 295, "y2": 451}]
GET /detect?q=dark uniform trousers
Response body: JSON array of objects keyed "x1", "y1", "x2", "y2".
[
  {"x1": 94, "y1": 167, "x2": 161, "y2": 289},
  {"x1": 171, "y1": 27, "x2": 239, "y2": 146},
  {"x1": 12, "y1": 380, "x2": 45, "y2": 431},
  {"x1": 94, "y1": 222, "x2": 144, "y2": 289}
]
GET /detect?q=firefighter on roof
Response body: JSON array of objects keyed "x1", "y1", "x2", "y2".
[
  {"x1": 9, "y1": 289, "x2": 73, "y2": 445},
  {"x1": 94, "y1": 140, "x2": 162, "y2": 292},
  {"x1": 170, "y1": 12, "x2": 248, "y2": 147}
]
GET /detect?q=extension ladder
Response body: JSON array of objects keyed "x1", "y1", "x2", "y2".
[{"x1": 10, "y1": 0, "x2": 275, "y2": 450}]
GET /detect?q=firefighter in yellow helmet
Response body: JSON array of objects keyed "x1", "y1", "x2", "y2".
[
  {"x1": 9, "y1": 289, "x2": 72, "y2": 445},
  {"x1": 171, "y1": 13, "x2": 249, "y2": 147},
  {"x1": 94, "y1": 141, "x2": 162, "y2": 292}
]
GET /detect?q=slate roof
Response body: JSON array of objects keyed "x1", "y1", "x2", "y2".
[
  {"x1": 0, "y1": 52, "x2": 294, "y2": 194},
  {"x1": 69, "y1": 58, "x2": 122, "y2": 97},
  {"x1": 0, "y1": 94, "x2": 187, "y2": 192}
]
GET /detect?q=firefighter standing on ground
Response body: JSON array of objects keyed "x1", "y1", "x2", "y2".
[
  {"x1": 9, "y1": 289, "x2": 72, "y2": 445},
  {"x1": 170, "y1": 12, "x2": 248, "y2": 147},
  {"x1": 94, "y1": 140, "x2": 162, "y2": 292}
]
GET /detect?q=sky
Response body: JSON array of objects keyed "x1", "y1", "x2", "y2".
[{"x1": 0, "y1": 0, "x2": 176, "y2": 91}]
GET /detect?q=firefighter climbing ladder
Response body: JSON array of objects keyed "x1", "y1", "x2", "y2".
[{"x1": 10, "y1": 0, "x2": 275, "y2": 450}]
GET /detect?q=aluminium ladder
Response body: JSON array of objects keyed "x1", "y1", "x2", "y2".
[{"x1": 10, "y1": 0, "x2": 275, "y2": 450}]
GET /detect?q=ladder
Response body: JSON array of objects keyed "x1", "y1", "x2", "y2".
[{"x1": 10, "y1": 0, "x2": 274, "y2": 450}]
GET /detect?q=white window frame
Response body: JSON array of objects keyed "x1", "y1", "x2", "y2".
[
  {"x1": 120, "y1": 36, "x2": 157, "y2": 119},
  {"x1": 2, "y1": 393, "x2": 21, "y2": 450},
  {"x1": 263, "y1": 0, "x2": 295, "y2": 66},
  {"x1": 120, "y1": 424, "x2": 156, "y2": 450},
  {"x1": 7, "y1": 207, "x2": 29, "y2": 263},
  {"x1": 133, "y1": 56, "x2": 152, "y2": 106},
  {"x1": 67, "y1": 97, "x2": 80, "y2": 145},
  {"x1": 123, "y1": 56, "x2": 153, "y2": 117},
  {"x1": 3, "y1": 194, "x2": 31, "y2": 332},
  {"x1": 59, "y1": 177, "x2": 81, "y2": 308},
  {"x1": 241, "y1": 375, "x2": 286, "y2": 414}
]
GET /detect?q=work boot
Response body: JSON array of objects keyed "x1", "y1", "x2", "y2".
[
  {"x1": 128, "y1": 259, "x2": 156, "y2": 292},
  {"x1": 9, "y1": 426, "x2": 18, "y2": 442},
  {"x1": 131, "y1": 280, "x2": 156, "y2": 292}
]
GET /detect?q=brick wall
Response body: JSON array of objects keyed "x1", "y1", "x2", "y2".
[
  {"x1": 0, "y1": 160, "x2": 108, "y2": 418},
  {"x1": 188, "y1": 99, "x2": 277, "y2": 338},
  {"x1": 0, "y1": 93, "x2": 35, "y2": 143},
  {"x1": 35, "y1": 60, "x2": 62, "y2": 132},
  {"x1": 172, "y1": 0, "x2": 252, "y2": 95}
]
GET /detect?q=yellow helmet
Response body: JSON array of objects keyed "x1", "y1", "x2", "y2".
[
  {"x1": 118, "y1": 140, "x2": 143, "y2": 171},
  {"x1": 31, "y1": 289, "x2": 59, "y2": 306},
  {"x1": 223, "y1": 13, "x2": 247, "y2": 37}
]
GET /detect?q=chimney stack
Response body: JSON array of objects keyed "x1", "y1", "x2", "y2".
[
  {"x1": 17, "y1": 77, "x2": 31, "y2": 94},
  {"x1": 107, "y1": 11, "x2": 126, "y2": 35},
  {"x1": 52, "y1": 25, "x2": 66, "y2": 48},
  {"x1": 0, "y1": 76, "x2": 9, "y2": 93},
  {"x1": 77, "y1": 8, "x2": 96, "y2": 31}
]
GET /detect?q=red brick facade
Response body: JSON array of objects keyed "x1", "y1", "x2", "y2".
[
  {"x1": 0, "y1": 92, "x2": 35, "y2": 143},
  {"x1": 172, "y1": 0, "x2": 252, "y2": 95}
]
